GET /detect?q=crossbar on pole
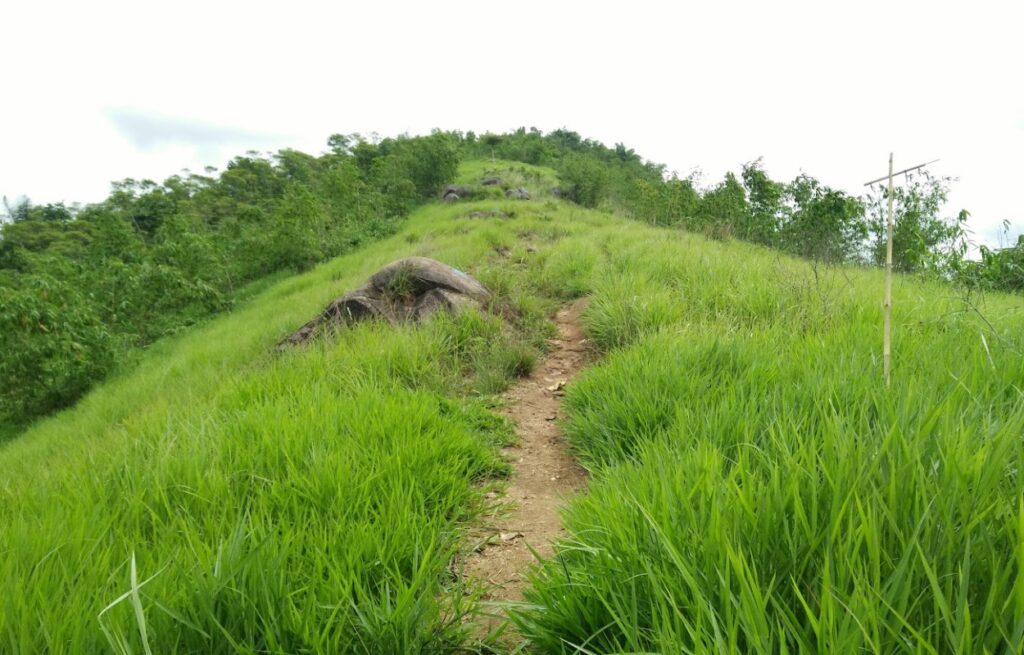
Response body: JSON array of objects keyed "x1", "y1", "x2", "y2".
[{"x1": 863, "y1": 159, "x2": 939, "y2": 187}]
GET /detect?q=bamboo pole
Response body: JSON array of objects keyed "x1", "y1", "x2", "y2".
[
  {"x1": 883, "y1": 153, "x2": 894, "y2": 387},
  {"x1": 863, "y1": 155, "x2": 936, "y2": 388}
]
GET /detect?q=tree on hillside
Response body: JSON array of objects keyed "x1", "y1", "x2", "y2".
[
  {"x1": 108, "y1": 179, "x2": 180, "y2": 236},
  {"x1": 697, "y1": 172, "x2": 749, "y2": 235},
  {"x1": 865, "y1": 171, "x2": 967, "y2": 273},
  {"x1": 392, "y1": 131, "x2": 461, "y2": 198},
  {"x1": 780, "y1": 175, "x2": 865, "y2": 263},
  {"x1": 740, "y1": 159, "x2": 785, "y2": 246},
  {"x1": 559, "y1": 153, "x2": 608, "y2": 208},
  {"x1": 630, "y1": 175, "x2": 700, "y2": 227},
  {"x1": 481, "y1": 133, "x2": 503, "y2": 163},
  {"x1": 265, "y1": 185, "x2": 326, "y2": 272},
  {"x1": 0, "y1": 201, "x2": 91, "y2": 267}
]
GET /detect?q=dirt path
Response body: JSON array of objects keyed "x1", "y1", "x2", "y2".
[{"x1": 464, "y1": 299, "x2": 590, "y2": 632}]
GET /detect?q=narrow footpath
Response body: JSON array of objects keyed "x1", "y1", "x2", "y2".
[{"x1": 464, "y1": 299, "x2": 590, "y2": 632}]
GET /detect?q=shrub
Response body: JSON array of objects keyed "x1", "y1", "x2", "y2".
[
  {"x1": 558, "y1": 153, "x2": 608, "y2": 208},
  {"x1": 0, "y1": 274, "x2": 118, "y2": 424}
]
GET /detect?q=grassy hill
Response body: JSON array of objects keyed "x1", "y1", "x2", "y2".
[{"x1": 2, "y1": 160, "x2": 1024, "y2": 653}]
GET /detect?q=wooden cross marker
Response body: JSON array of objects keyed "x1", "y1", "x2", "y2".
[{"x1": 864, "y1": 156, "x2": 938, "y2": 387}]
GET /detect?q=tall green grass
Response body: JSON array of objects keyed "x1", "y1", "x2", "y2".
[
  {"x1": 0, "y1": 164, "x2": 578, "y2": 653},
  {"x1": 0, "y1": 314, "x2": 529, "y2": 653},
  {"x1": 513, "y1": 231, "x2": 1024, "y2": 652},
  {"x1": 4, "y1": 159, "x2": 1023, "y2": 652}
]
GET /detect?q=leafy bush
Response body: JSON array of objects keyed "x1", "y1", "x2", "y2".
[
  {"x1": 979, "y1": 237, "x2": 1024, "y2": 290},
  {"x1": 957, "y1": 235, "x2": 1024, "y2": 292},
  {"x1": 780, "y1": 174, "x2": 865, "y2": 262},
  {"x1": 0, "y1": 273, "x2": 118, "y2": 422},
  {"x1": 84, "y1": 260, "x2": 226, "y2": 342},
  {"x1": 393, "y1": 131, "x2": 461, "y2": 198},
  {"x1": 557, "y1": 153, "x2": 608, "y2": 208}
]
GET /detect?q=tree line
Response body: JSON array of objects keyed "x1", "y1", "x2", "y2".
[
  {"x1": 464, "y1": 128, "x2": 1020, "y2": 285},
  {"x1": 2, "y1": 127, "x2": 1020, "y2": 431},
  {"x1": 0, "y1": 132, "x2": 460, "y2": 430}
]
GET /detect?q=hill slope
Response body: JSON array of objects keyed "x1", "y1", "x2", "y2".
[{"x1": 3, "y1": 161, "x2": 1024, "y2": 653}]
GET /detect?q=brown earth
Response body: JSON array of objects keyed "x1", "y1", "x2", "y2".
[{"x1": 463, "y1": 299, "x2": 590, "y2": 636}]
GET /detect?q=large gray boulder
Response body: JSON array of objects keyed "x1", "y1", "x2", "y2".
[
  {"x1": 441, "y1": 185, "x2": 473, "y2": 202},
  {"x1": 282, "y1": 257, "x2": 491, "y2": 345}
]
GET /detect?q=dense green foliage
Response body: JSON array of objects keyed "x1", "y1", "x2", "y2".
[
  {"x1": 0, "y1": 272, "x2": 118, "y2": 420},
  {"x1": 459, "y1": 128, "x2": 665, "y2": 209},
  {"x1": 864, "y1": 170, "x2": 969, "y2": 273},
  {"x1": 0, "y1": 132, "x2": 460, "y2": 428},
  {"x1": 961, "y1": 235, "x2": 1024, "y2": 292}
]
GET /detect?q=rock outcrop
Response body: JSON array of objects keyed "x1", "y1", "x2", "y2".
[{"x1": 282, "y1": 257, "x2": 491, "y2": 345}]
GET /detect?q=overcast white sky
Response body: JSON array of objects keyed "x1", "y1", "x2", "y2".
[{"x1": 3, "y1": 0, "x2": 1022, "y2": 246}]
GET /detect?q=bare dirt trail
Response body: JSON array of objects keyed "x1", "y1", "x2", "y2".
[{"x1": 464, "y1": 299, "x2": 590, "y2": 632}]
